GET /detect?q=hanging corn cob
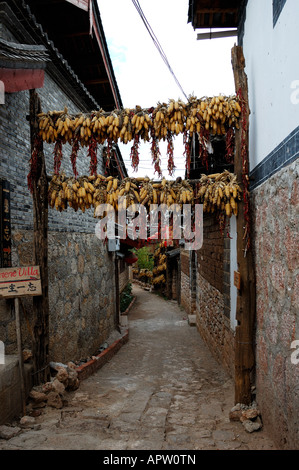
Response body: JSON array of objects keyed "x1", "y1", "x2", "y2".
[
  {"x1": 152, "y1": 241, "x2": 167, "y2": 286},
  {"x1": 196, "y1": 170, "x2": 242, "y2": 217},
  {"x1": 48, "y1": 171, "x2": 241, "y2": 219},
  {"x1": 38, "y1": 94, "x2": 241, "y2": 147}
]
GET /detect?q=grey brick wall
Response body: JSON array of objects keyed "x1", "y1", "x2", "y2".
[
  {"x1": 0, "y1": 74, "x2": 105, "y2": 234},
  {"x1": 0, "y1": 17, "x2": 117, "y2": 365},
  {"x1": 0, "y1": 21, "x2": 106, "y2": 234}
]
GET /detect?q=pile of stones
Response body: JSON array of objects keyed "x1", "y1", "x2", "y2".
[
  {"x1": 27, "y1": 361, "x2": 79, "y2": 413},
  {"x1": 229, "y1": 402, "x2": 263, "y2": 433}
]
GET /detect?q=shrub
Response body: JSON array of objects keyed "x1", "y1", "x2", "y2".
[{"x1": 120, "y1": 282, "x2": 134, "y2": 313}]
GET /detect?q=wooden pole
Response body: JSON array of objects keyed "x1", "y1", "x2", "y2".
[
  {"x1": 29, "y1": 89, "x2": 50, "y2": 385},
  {"x1": 231, "y1": 45, "x2": 256, "y2": 405},
  {"x1": 115, "y1": 254, "x2": 120, "y2": 330},
  {"x1": 15, "y1": 297, "x2": 26, "y2": 416}
]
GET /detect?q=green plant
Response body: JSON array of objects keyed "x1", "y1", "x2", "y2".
[
  {"x1": 134, "y1": 247, "x2": 154, "y2": 271},
  {"x1": 120, "y1": 282, "x2": 134, "y2": 313}
]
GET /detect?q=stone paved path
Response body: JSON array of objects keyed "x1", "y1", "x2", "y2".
[{"x1": 0, "y1": 284, "x2": 277, "y2": 450}]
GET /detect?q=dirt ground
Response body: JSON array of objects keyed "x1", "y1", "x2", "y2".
[{"x1": 0, "y1": 284, "x2": 277, "y2": 451}]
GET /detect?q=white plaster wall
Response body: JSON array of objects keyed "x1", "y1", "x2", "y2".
[{"x1": 242, "y1": 0, "x2": 299, "y2": 169}]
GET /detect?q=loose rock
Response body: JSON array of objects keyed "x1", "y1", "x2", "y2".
[
  {"x1": 240, "y1": 408, "x2": 260, "y2": 422},
  {"x1": 56, "y1": 367, "x2": 69, "y2": 386},
  {"x1": 20, "y1": 416, "x2": 36, "y2": 427},
  {"x1": 29, "y1": 390, "x2": 48, "y2": 404},
  {"x1": 66, "y1": 368, "x2": 79, "y2": 391},
  {"x1": 229, "y1": 409, "x2": 243, "y2": 422},
  {"x1": 52, "y1": 378, "x2": 65, "y2": 395},
  {"x1": 0, "y1": 425, "x2": 21, "y2": 440},
  {"x1": 47, "y1": 391, "x2": 63, "y2": 409},
  {"x1": 42, "y1": 382, "x2": 54, "y2": 393},
  {"x1": 242, "y1": 417, "x2": 262, "y2": 433}
]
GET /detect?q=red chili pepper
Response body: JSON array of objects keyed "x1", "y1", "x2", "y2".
[
  {"x1": 27, "y1": 135, "x2": 42, "y2": 193},
  {"x1": 225, "y1": 127, "x2": 235, "y2": 163},
  {"x1": 88, "y1": 135, "x2": 98, "y2": 176},
  {"x1": 150, "y1": 129, "x2": 162, "y2": 177},
  {"x1": 130, "y1": 134, "x2": 140, "y2": 172},
  {"x1": 53, "y1": 138, "x2": 63, "y2": 175},
  {"x1": 105, "y1": 138, "x2": 113, "y2": 172},
  {"x1": 167, "y1": 133, "x2": 175, "y2": 176},
  {"x1": 183, "y1": 131, "x2": 191, "y2": 178},
  {"x1": 199, "y1": 128, "x2": 210, "y2": 171},
  {"x1": 70, "y1": 136, "x2": 79, "y2": 179}
]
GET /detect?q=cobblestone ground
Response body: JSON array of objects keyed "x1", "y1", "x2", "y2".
[{"x1": 0, "y1": 284, "x2": 277, "y2": 451}]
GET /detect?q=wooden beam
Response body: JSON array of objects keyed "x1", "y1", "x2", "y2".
[
  {"x1": 83, "y1": 78, "x2": 110, "y2": 86},
  {"x1": 231, "y1": 45, "x2": 256, "y2": 406},
  {"x1": 15, "y1": 297, "x2": 26, "y2": 416},
  {"x1": 196, "y1": 8, "x2": 238, "y2": 13},
  {"x1": 62, "y1": 31, "x2": 90, "y2": 38},
  {"x1": 29, "y1": 90, "x2": 50, "y2": 386}
]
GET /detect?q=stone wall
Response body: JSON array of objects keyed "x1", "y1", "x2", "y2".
[
  {"x1": 180, "y1": 251, "x2": 190, "y2": 314},
  {"x1": 195, "y1": 215, "x2": 235, "y2": 377},
  {"x1": 180, "y1": 251, "x2": 196, "y2": 315},
  {"x1": 252, "y1": 160, "x2": 299, "y2": 450},
  {"x1": 119, "y1": 258, "x2": 129, "y2": 294},
  {"x1": 0, "y1": 21, "x2": 116, "y2": 363},
  {"x1": 0, "y1": 230, "x2": 116, "y2": 363}
]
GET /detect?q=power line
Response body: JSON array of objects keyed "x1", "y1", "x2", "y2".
[{"x1": 131, "y1": 0, "x2": 188, "y2": 101}]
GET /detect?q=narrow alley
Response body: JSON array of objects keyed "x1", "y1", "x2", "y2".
[{"x1": 0, "y1": 285, "x2": 276, "y2": 451}]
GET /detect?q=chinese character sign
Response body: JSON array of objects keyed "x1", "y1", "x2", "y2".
[{"x1": 0, "y1": 266, "x2": 42, "y2": 298}]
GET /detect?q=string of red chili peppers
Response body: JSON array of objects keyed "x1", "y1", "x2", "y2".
[
  {"x1": 88, "y1": 135, "x2": 98, "y2": 176},
  {"x1": 53, "y1": 138, "x2": 63, "y2": 175},
  {"x1": 237, "y1": 87, "x2": 251, "y2": 254},
  {"x1": 167, "y1": 132, "x2": 175, "y2": 177},
  {"x1": 225, "y1": 127, "x2": 235, "y2": 164},
  {"x1": 150, "y1": 128, "x2": 162, "y2": 178},
  {"x1": 70, "y1": 136, "x2": 79, "y2": 179},
  {"x1": 217, "y1": 212, "x2": 233, "y2": 240},
  {"x1": 130, "y1": 133, "x2": 140, "y2": 172},
  {"x1": 183, "y1": 131, "x2": 191, "y2": 178},
  {"x1": 105, "y1": 138, "x2": 113, "y2": 174},
  {"x1": 199, "y1": 127, "x2": 210, "y2": 171},
  {"x1": 27, "y1": 135, "x2": 43, "y2": 193}
]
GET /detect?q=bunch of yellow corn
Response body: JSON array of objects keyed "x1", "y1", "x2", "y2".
[
  {"x1": 152, "y1": 242, "x2": 167, "y2": 286},
  {"x1": 152, "y1": 274, "x2": 166, "y2": 285},
  {"x1": 48, "y1": 172, "x2": 241, "y2": 218},
  {"x1": 196, "y1": 170, "x2": 242, "y2": 217},
  {"x1": 116, "y1": 177, "x2": 141, "y2": 212},
  {"x1": 48, "y1": 173, "x2": 107, "y2": 214},
  {"x1": 186, "y1": 95, "x2": 241, "y2": 137},
  {"x1": 38, "y1": 94, "x2": 242, "y2": 146}
]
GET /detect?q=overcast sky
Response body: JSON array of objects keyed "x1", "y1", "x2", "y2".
[{"x1": 98, "y1": 0, "x2": 237, "y2": 178}]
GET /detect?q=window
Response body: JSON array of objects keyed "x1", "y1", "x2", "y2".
[{"x1": 273, "y1": 0, "x2": 287, "y2": 27}]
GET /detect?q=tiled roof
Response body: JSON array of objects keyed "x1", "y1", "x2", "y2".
[
  {"x1": 0, "y1": 36, "x2": 49, "y2": 69},
  {"x1": 15, "y1": 0, "x2": 100, "y2": 108}
]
